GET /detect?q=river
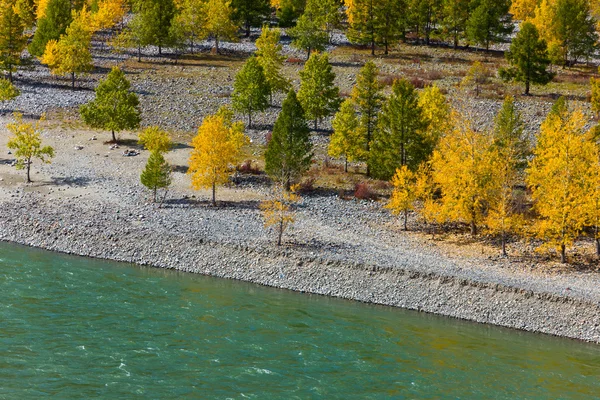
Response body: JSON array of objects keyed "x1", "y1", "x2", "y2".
[{"x1": 1, "y1": 242, "x2": 599, "y2": 398}]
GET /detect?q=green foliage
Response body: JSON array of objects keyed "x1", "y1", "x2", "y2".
[
  {"x1": 500, "y1": 22, "x2": 552, "y2": 95},
  {"x1": 408, "y1": 0, "x2": 441, "y2": 45},
  {"x1": 369, "y1": 78, "x2": 428, "y2": 180},
  {"x1": 232, "y1": 56, "x2": 270, "y2": 128},
  {"x1": 203, "y1": 0, "x2": 239, "y2": 54},
  {"x1": 466, "y1": 0, "x2": 512, "y2": 50},
  {"x1": 79, "y1": 66, "x2": 141, "y2": 142},
  {"x1": 0, "y1": 77, "x2": 19, "y2": 101},
  {"x1": 492, "y1": 95, "x2": 528, "y2": 170},
  {"x1": 0, "y1": 0, "x2": 28, "y2": 80},
  {"x1": 255, "y1": 26, "x2": 290, "y2": 100},
  {"x1": 169, "y1": 0, "x2": 205, "y2": 53},
  {"x1": 328, "y1": 98, "x2": 366, "y2": 171},
  {"x1": 6, "y1": 113, "x2": 54, "y2": 183},
  {"x1": 131, "y1": 0, "x2": 177, "y2": 54},
  {"x1": 552, "y1": 0, "x2": 598, "y2": 65},
  {"x1": 351, "y1": 61, "x2": 383, "y2": 175},
  {"x1": 297, "y1": 52, "x2": 340, "y2": 129},
  {"x1": 28, "y1": 0, "x2": 71, "y2": 56},
  {"x1": 442, "y1": 0, "x2": 470, "y2": 48},
  {"x1": 288, "y1": 12, "x2": 328, "y2": 59},
  {"x1": 141, "y1": 150, "x2": 172, "y2": 202},
  {"x1": 265, "y1": 89, "x2": 313, "y2": 188},
  {"x1": 232, "y1": 0, "x2": 270, "y2": 36},
  {"x1": 276, "y1": 0, "x2": 304, "y2": 27}
]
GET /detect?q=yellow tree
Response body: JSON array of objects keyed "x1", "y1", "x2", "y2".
[
  {"x1": 591, "y1": 75, "x2": 600, "y2": 119},
  {"x1": 527, "y1": 108, "x2": 597, "y2": 263},
  {"x1": 430, "y1": 111, "x2": 498, "y2": 236},
  {"x1": 40, "y1": 9, "x2": 92, "y2": 89},
  {"x1": 328, "y1": 98, "x2": 366, "y2": 172},
  {"x1": 460, "y1": 61, "x2": 489, "y2": 97},
  {"x1": 260, "y1": 183, "x2": 300, "y2": 245},
  {"x1": 138, "y1": 126, "x2": 172, "y2": 153},
  {"x1": 188, "y1": 114, "x2": 248, "y2": 205},
  {"x1": 92, "y1": 0, "x2": 127, "y2": 30},
  {"x1": 6, "y1": 112, "x2": 54, "y2": 183},
  {"x1": 386, "y1": 165, "x2": 417, "y2": 231},
  {"x1": 510, "y1": 0, "x2": 540, "y2": 21},
  {"x1": 203, "y1": 0, "x2": 238, "y2": 54}
]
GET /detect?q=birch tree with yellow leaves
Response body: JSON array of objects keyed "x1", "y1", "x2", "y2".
[
  {"x1": 386, "y1": 165, "x2": 417, "y2": 231},
  {"x1": 260, "y1": 183, "x2": 300, "y2": 245},
  {"x1": 188, "y1": 111, "x2": 248, "y2": 206},
  {"x1": 527, "y1": 108, "x2": 597, "y2": 263}
]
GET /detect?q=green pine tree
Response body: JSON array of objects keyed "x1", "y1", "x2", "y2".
[
  {"x1": 276, "y1": 0, "x2": 304, "y2": 27},
  {"x1": 80, "y1": 66, "x2": 141, "y2": 143},
  {"x1": 492, "y1": 95, "x2": 528, "y2": 170},
  {"x1": 0, "y1": 77, "x2": 19, "y2": 102},
  {"x1": 141, "y1": 150, "x2": 172, "y2": 202},
  {"x1": 369, "y1": 78, "x2": 428, "y2": 180},
  {"x1": 297, "y1": 52, "x2": 341, "y2": 130},
  {"x1": 265, "y1": 89, "x2": 313, "y2": 189},
  {"x1": 0, "y1": 0, "x2": 28, "y2": 81},
  {"x1": 351, "y1": 60, "x2": 383, "y2": 175},
  {"x1": 232, "y1": 0, "x2": 270, "y2": 37},
  {"x1": 552, "y1": 0, "x2": 598, "y2": 66},
  {"x1": 499, "y1": 22, "x2": 553, "y2": 95},
  {"x1": 232, "y1": 56, "x2": 270, "y2": 128},
  {"x1": 131, "y1": 0, "x2": 177, "y2": 55},
  {"x1": 28, "y1": 0, "x2": 72, "y2": 57},
  {"x1": 288, "y1": 12, "x2": 328, "y2": 59},
  {"x1": 442, "y1": 0, "x2": 470, "y2": 49},
  {"x1": 466, "y1": 0, "x2": 512, "y2": 51}
]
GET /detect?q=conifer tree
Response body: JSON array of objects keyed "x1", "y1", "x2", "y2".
[
  {"x1": 552, "y1": 0, "x2": 598, "y2": 65},
  {"x1": 131, "y1": 0, "x2": 176, "y2": 55},
  {"x1": 188, "y1": 114, "x2": 248, "y2": 205},
  {"x1": 6, "y1": 113, "x2": 54, "y2": 183},
  {"x1": 138, "y1": 126, "x2": 172, "y2": 153},
  {"x1": 375, "y1": 0, "x2": 405, "y2": 54},
  {"x1": 347, "y1": 0, "x2": 376, "y2": 54},
  {"x1": 28, "y1": 0, "x2": 71, "y2": 56},
  {"x1": 328, "y1": 99, "x2": 366, "y2": 172},
  {"x1": 442, "y1": 0, "x2": 469, "y2": 49},
  {"x1": 265, "y1": 90, "x2": 313, "y2": 189},
  {"x1": 460, "y1": 61, "x2": 489, "y2": 97},
  {"x1": 499, "y1": 22, "x2": 553, "y2": 95},
  {"x1": 203, "y1": 0, "x2": 238, "y2": 54},
  {"x1": 527, "y1": 108, "x2": 597, "y2": 263},
  {"x1": 14, "y1": 0, "x2": 35, "y2": 28},
  {"x1": 260, "y1": 183, "x2": 300, "y2": 245},
  {"x1": 418, "y1": 84, "x2": 450, "y2": 149},
  {"x1": 288, "y1": 12, "x2": 328, "y2": 59},
  {"x1": 0, "y1": 0, "x2": 28, "y2": 82},
  {"x1": 232, "y1": 0, "x2": 270, "y2": 37},
  {"x1": 409, "y1": 0, "x2": 441, "y2": 46},
  {"x1": 141, "y1": 150, "x2": 172, "y2": 202},
  {"x1": 232, "y1": 56, "x2": 270, "y2": 128},
  {"x1": 386, "y1": 165, "x2": 417, "y2": 230},
  {"x1": 486, "y1": 96, "x2": 528, "y2": 256},
  {"x1": 255, "y1": 26, "x2": 289, "y2": 103},
  {"x1": 169, "y1": 0, "x2": 205, "y2": 53},
  {"x1": 80, "y1": 67, "x2": 141, "y2": 142},
  {"x1": 276, "y1": 0, "x2": 304, "y2": 27},
  {"x1": 466, "y1": 0, "x2": 512, "y2": 51},
  {"x1": 430, "y1": 112, "x2": 498, "y2": 236},
  {"x1": 369, "y1": 78, "x2": 428, "y2": 180},
  {"x1": 41, "y1": 9, "x2": 93, "y2": 89},
  {"x1": 0, "y1": 77, "x2": 19, "y2": 102},
  {"x1": 351, "y1": 61, "x2": 383, "y2": 176},
  {"x1": 297, "y1": 52, "x2": 341, "y2": 130}
]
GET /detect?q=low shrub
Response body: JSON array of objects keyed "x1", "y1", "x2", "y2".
[
  {"x1": 354, "y1": 182, "x2": 376, "y2": 200},
  {"x1": 237, "y1": 159, "x2": 261, "y2": 174}
]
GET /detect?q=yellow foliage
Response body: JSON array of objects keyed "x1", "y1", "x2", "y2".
[
  {"x1": 591, "y1": 77, "x2": 600, "y2": 118},
  {"x1": 510, "y1": 0, "x2": 540, "y2": 21},
  {"x1": 527, "y1": 108, "x2": 597, "y2": 261},
  {"x1": 92, "y1": 0, "x2": 127, "y2": 30},
  {"x1": 530, "y1": 0, "x2": 556, "y2": 42},
  {"x1": 260, "y1": 184, "x2": 301, "y2": 245},
  {"x1": 460, "y1": 61, "x2": 489, "y2": 97},
  {"x1": 35, "y1": 0, "x2": 50, "y2": 20},
  {"x1": 188, "y1": 114, "x2": 248, "y2": 203},
  {"x1": 429, "y1": 112, "x2": 498, "y2": 235},
  {"x1": 418, "y1": 84, "x2": 451, "y2": 146},
  {"x1": 270, "y1": 0, "x2": 280, "y2": 9},
  {"x1": 386, "y1": 165, "x2": 416, "y2": 230},
  {"x1": 138, "y1": 126, "x2": 172, "y2": 153}
]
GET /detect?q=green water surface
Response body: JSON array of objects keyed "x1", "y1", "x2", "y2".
[{"x1": 1, "y1": 242, "x2": 600, "y2": 399}]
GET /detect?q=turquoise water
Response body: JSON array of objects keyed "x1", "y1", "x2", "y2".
[{"x1": 1, "y1": 243, "x2": 600, "y2": 399}]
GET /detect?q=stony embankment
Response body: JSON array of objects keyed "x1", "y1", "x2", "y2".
[{"x1": 1, "y1": 188, "x2": 600, "y2": 343}]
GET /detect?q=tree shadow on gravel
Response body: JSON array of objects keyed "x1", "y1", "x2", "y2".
[
  {"x1": 160, "y1": 197, "x2": 260, "y2": 210},
  {"x1": 42, "y1": 176, "x2": 93, "y2": 187},
  {"x1": 172, "y1": 165, "x2": 189, "y2": 174}
]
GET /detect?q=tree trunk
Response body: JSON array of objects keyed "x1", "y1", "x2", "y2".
[
  {"x1": 71, "y1": 72, "x2": 75, "y2": 89},
  {"x1": 371, "y1": 39, "x2": 375, "y2": 56},
  {"x1": 525, "y1": 80, "x2": 530, "y2": 96},
  {"x1": 307, "y1": 47, "x2": 311, "y2": 60},
  {"x1": 384, "y1": 39, "x2": 388, "y2": 55},
  {"x1": 248, "y1": 112, "x2": 252, "y2": 129},
  {"x1": 138, "y1": 44, "x2": 141, "y2": 62},
  {"x1": 502, "y1": 231, "x2": 507, "y2": 257},
  {"x1": 277, "y1": 218, "x2": 283, "y2": 246},
  {"x1": 215, "y1": 36, "x2": 219, "y2": 55},
  {"x1": 158, "y1": 44, "x2": 162, "y2": 55},
  {"x1": 8, "y1": 69, "x2": 12, "y2": 83},
  {"x1": 314, "y1": 119, "x2": 317, "y2": 130},
  {"x1": 596, "y1": 237, "x2": 600, "y2": 257},
  {"x1": 212, "y1": 182, "x2": 216, "y2": 206},
  {"x1": 112, "y1": 129, "x2": 116, "y2": 143},
  {"x1": 560, "y1": 243, "x2": 566, "y2": 263},
  {"x1": 26, "y1": 157, "x2": 31, "y2": 183},
  {"x1": 403, "y1": 209, "x2": 408, "y2": 231},
  {"x1": 153, "y1": 187, "x2": 157, "y2": 202},
  {"x1": 245, "y1": 20, "x2": 250, "y2": 37},
  {"x1": 344, "y1": 158, "x2": 348, "y2": 173},
  {"x1": 470, "y1": 220, "x2": 477, "y2": 236}
]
